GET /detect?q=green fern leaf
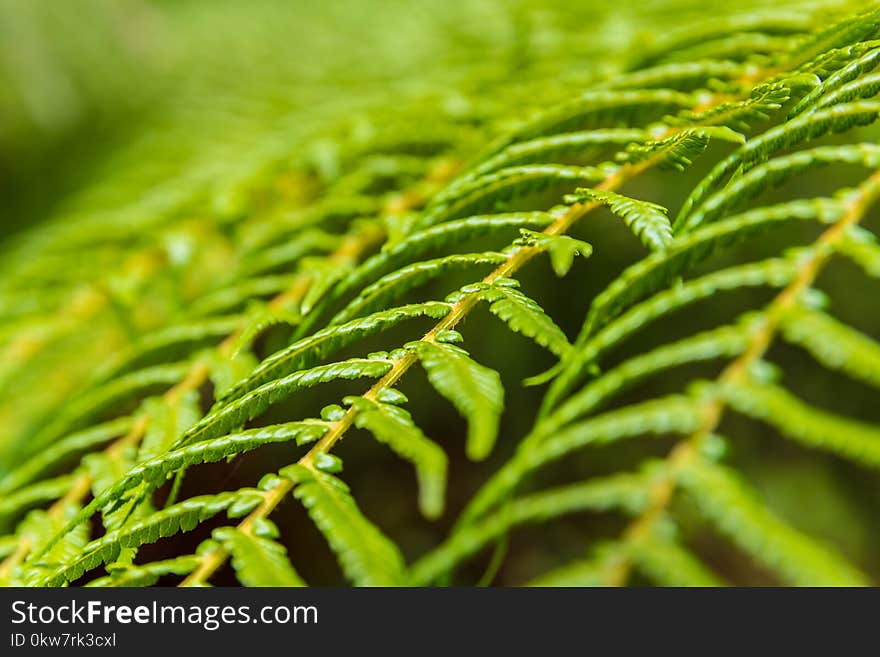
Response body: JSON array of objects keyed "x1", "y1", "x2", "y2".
[
  {"x1": 91, "y1": 316, "x2": 242, "y2": 384},
  {"x1": 284, "y1": 465, "x2": 406, "y2": 586},
  {"x1": 545, "y1": 258, "x2": 799, "y2": 414},
  {"x1": 710, "y1": 380, "x2": 880, "y2": 467},
  {"x1": 349, "y1": 397, "x2": 447, "y2": 518},
  {"x1": 475, "y1": 279, "x2": 572, "y2": 357},
  {"x1": 181, "y1": 359, "x2": 389, "y2": 447},
  {"x1": 681, "y1": 460, "x2": 869, "y2": 585},
  {"x1": 411, "y1": 471, "x2": 652, "y2": 585},
  {"x1": 461, "y1": 397, "x2": 703, "y2": 525},
  {"x1": 462, "y1": 128, "x2": 649, "y2": 181},
  {"x1": 422, "y1": 164, "x2": 609, "y2": 227},
  {"x1": 837, "y1": 225, "x2": 880, "y2": 277},
  {"x1": 495, "y1": 89, "x2": 696, "y2": 148},
  {"x1": 578, "y1": 198, "x2": 841, "y2": 344},
  {"x1": 214, "y1": 526, "x2": 305, "y2": 587},
  {"x1": 27, "y1": 363, "x2": 191, "y2": 458},
  {"x1": 676, "y1": 101, "x2": 880, "y2": 229},
  {"x1": 37, "y1": 490, "x2": 261, "y2": 587},
  {"x1": 781, "y1": 306, "x2": 880, "y2": 388},
  {"x1": 40, "y1": 422, "x2": 328, "y2": 560},
  {"x1": 4, "y1": 0, "x2": 880, "y2": 591},
  {"x1": 789, "y1": 46, "x2": 880, "y2": 116},
  {"x1": 667, "y1": 83, "x2": 791, "y2": 131},
  {"x1": 681, "y1": 142, "x2": 880, "y2": 231},
  {"x1": 540, "y1": 324, "x2": 750, "y2": 435},
  {"x1": 618, "y1": 126, "x2": 745, "y2": 172},
  {"x1": 411, "y1": 342, "x2": 504, "y2": 460},
  {"x1": 85, "y1": 555, "x2": 201, "y2": 587},
  {"x1": 567, "y1": 188, "x2": 673, "y2": 249},
  {"x1": 527, "y1": 558, "x2": 606, "y2": 586},
  {"x1": 224, "y1": 303, "x2": 450, "y2": 400},
  {"x1": 190, "y1": 275, "x2": 297, "y2": 317},
  {"x1": 630, "y1": 537, "x2": 726, "y2": 586},
  {"x1": 138, "y1": 391, "x2": 203, "y2": 462},
  {"x1": 311, "y1": 213, "x2": 554, "y2": 332},
  {"x1": 515, "y1": 229, "x2": 592, "y2": 277},
  {"x1": 333, "y1": 252, "x2": 506, "y2": 325}
]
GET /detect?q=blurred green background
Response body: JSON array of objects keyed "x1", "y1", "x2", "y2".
[{"x1": 1, "y1": 0, "x2": 878, "y2": 585}]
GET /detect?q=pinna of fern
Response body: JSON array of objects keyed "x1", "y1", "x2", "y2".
[{"x1": 0, "y1": 2, "x2": 880, "y2": 588}]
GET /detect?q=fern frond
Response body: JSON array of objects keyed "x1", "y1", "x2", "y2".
[
  {"x1": 240, "y1": 228, "x2": 341, "y2": 278},
  {"x1": 780, "y1": 306, "x2": 880, "y2": 388},
  {"x1": 421, "y1": 164, "x2": 609, "y2": 227},
  {"x1": 37, "y1": 490, "x2": 262, "y2": 587},
  {"x1": 223, "y1": 303, "x2": 449, "y2": 401},
  {"x1": 13, "y1": 505, "x2": 91, "y2": 586},
  {"x1": 214, "y1": 526, "x2": 305, "y2": 587},
  {"x1": 617, "y1": 126, "x2": 745, "y2": 172},
  {"x1": 91, "y1": 316, "x2": 243, "y2": 383},
  {"x1": 285, "y1": 465, "x2": 406, "y2": 586},
  {"x1": 41, "y1": 422, "x2": 328, "y2": 559},
  {"x1": 789, "y1": 45, "x2": 880, "y2": 116},
  {"x1": 790, "y1": 7, "x2": 880, "y2": 70},
  {"x1": 181, "y1": 359, "x2": 390, "y2": 448},
  {"x1": 629, "y1": 537, "x2": 726, "y2": 586},
  {"x1": 710, "y1": 380, "x2": 880, "y2": 467},
  {"x1": 681, "y1": 461, "x2": 869, "y2": 585},
  {"x1": 567, "y1": 188, "x2": 673, "y2": 249},
  {"x1": 318, "y1": 212, "x2": 554, "y2": 323},
  {"x1": 411, "y1": 341, "x2": 504, "y2": 460},
  {"x1": 189, "y1": 275, "x2": 297, "y2": 317},
  {"x1": 676, "y1": 101, "x2": 880, "y2": 229},
  {"x1": 629, "y1": 12, "x2": 814, "y2": 69},
  {"x1": 411, "y1": 471, "x2": 652, "y2": 585},
  {"x1": 479, "y1": 89, "x2": 697, "y2": 163},
  {"x1": 333, "y1": 252, "x2": 506, "y2": 325},
  {"x1": 837, "y1": 225, "x2": 880, "y2": 276},
  {"x1": 460, "y1": 397, "x2": 703, "y2": 526},
  {"x1": 138, "y1": 391, "x2": 202, "y2": 462},
  {"x1": 27, "y1": 362, "x2": 191, "y2": 457},
  {"x1": 813, "y1": 71, "x2": 880, "y2": 112},
  {"x1": 0, "y1": 475, "x2": 77, "y2": 529},
  {"x1": 473, "y1": 279, "x2": 572, "y2": 357},
  {"x1": 541, "y1": 324, "x2": 750, "y2": 435},
  {"x1": 600, "y1": 60, "x2": 748, "y2": 91},
  {"x1": 680, "y1": 142, "x2": 880, "y2": 231},
  {"x1": 544, "y1": 258, "x2": 799, "y2": 414},
  {"x1": 85, "y1": 555, "x2": 201, "y2": 587},
  {"x1": 577, "y1": 198, "x2": 841, "y2": 344},
  {"x1": 666, "y1": 83, "x2": 791, "y2": 132},
  {"x1": 462, "y1": 128, "x2": 649, "y2": 181},
  {"x1": 514, "y1": 229, "x2": 592, "y2": 277},
  {"x1": 349, "y1": 396, "x2": 447, "y2": 518}
]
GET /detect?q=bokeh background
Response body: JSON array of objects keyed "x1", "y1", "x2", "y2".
[{"x1": 2, "y1": 0, "x2": 878, "y2": 585}]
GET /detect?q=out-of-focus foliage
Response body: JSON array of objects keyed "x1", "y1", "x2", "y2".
[{"x1": 2, "y1": 0, "x2": 880, "y2": 587}]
